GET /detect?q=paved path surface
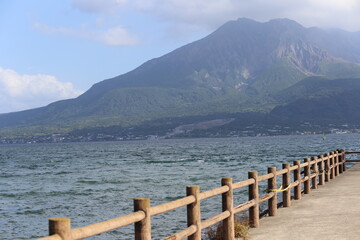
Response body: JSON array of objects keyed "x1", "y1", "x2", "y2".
[{"x1": 248, "y1": 164, "x2": 360, "y2": 240}]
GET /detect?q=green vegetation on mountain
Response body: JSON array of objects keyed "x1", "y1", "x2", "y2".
[{"x1": 271, "y1": 77, "x2": 360, "y2": 122}]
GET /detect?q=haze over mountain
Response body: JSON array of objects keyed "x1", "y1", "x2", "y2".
[{"x1": 2, "y1": 18, "x2": 360, "y2": 138}]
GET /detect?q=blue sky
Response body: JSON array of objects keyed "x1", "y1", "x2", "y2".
[{"x1": 1, "y1": 0, "x2": 360, "y2": 113}]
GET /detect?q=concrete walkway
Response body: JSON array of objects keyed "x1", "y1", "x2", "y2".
[{"x1": 249, "y1": 163, "x2": 360, "y2": 240}]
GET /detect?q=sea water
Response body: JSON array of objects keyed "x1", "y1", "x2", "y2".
[{"x1": 1, "y1": 134, "x2": 359, "y2": 239}]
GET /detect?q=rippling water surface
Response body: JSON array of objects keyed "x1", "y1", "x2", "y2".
[{"x1": 1, "y1": 134, "x2": 359, "y2": 239}]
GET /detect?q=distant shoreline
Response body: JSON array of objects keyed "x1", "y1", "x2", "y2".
[{"x1": 1, "y1": 131, "x2": 357, "y2": 145}]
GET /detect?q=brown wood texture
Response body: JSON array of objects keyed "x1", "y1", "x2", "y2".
[
  {"x1": 221, "y1": 177, "x2": 235, "y2": 240},
  {"x1": 134, "y1": 198, "x2": 151, "y2": 240},
  {"x1": 186, "y1": 186, "x2": 201, "y2": 240},
  {"x1": 311, "y1": 156, "x2": 318, "y2": 189},
  {"x1": 282, "y1": 163, "x2": 291, "y2": 207},
  {"x1": 304, "y1": 158, "x2": 311, "y2": 194},
  {"x1": 268, "y1": 167, "x2": 277, "y2": 216},
  {"x1": 248, "y1": 171, "x2": 259, "y2": 228},
  {"x1": 72, "y1": 211, "x2": 145, "y2": 239},
  {"x1": 318, "y1": 155, "x2": 325, "y2": 185},
  {"x1": 293, "y1": 160, "x2": 302, "y2": 200},
  {"x1": 49, "y1": 218, "x2": 71, "y2": 240}
]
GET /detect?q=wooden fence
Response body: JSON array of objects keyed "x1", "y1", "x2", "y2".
[{"x1": 37, "y1": 149, "x2": 359, "y2": 240}]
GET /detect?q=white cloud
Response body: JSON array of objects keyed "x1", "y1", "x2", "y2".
[
  {"x1": 33, "y1": 22, "x2": 138, "y2": 46},
  {"x1": 99, "y1": 26, "x2": 138, "y2": 46},
  {"x1": 33, "y1": 22, "x2": 75, "y2": 36},
  {"x1": 53, "y1": 0, "x2": 360, "y2": 49},
  {"x1": 44, "y1": 0, "x2": 360, "y2": 48},
  {"x1": 72, "y1": 0, "x2": 127, "y2": 14},
  {"x1": 0, "y1": 67, "x2": 84, "y2": 113},
  {"x1": 133, "y1": 0, "x2": 360, "y2": 32},
  {"x1": 135, "y1": 0, "x2": 239, "y2": 29}
]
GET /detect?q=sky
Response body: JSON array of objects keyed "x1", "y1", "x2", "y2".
[{"x1": 1, "y1": 0, "x2": 360, "y2": 114}]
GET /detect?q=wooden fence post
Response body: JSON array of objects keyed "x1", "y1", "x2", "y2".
[
  {"x1": 337, "y1": 150, "x2": 343, "y2": 174},
  {"x1": 248, "y1": 171, "x2": 259, "y2": 228},
  {"x1": 293, "y1": 160, "x2": 301, "y2": 200},
  {"x1": 187, "y1": 186, "x2": 201, "y2": 240},
  {"x1": 335, "y1": 151, "x2": 340, "y2": 176},
  {"x1": 342, "y1": 150, "x2": 347, "y2": 172},
  {"x1": 49, "y1": 218, "x2": 71, "y2": 240},
  {"x1": 318, "y1": 155, "x2": 325, "y2": 185},
  {"x1": 311, "y1": 157, "x2": 318, "y2": 189},
  {"x1": 222, "y1": 178, "x2": 235, "y2": 240},
  {"x1": 330, "y1": 152, "x2": 335, "y2": 180},
  {"x1": 268, "y1": 167, "x2": 277, "y2": 216},
  {"x1": 282, "y1": 163, "x2": 291, "y2": 207},
  {"x1": 304, "y1": 158, "x2": 311, "y2": 194},
  {"x1": 134, "y1": 198, "x2": 151, "y2": 240},
  {"x1": 324, "y1": 153, "x2": 330, "y2": 182}
]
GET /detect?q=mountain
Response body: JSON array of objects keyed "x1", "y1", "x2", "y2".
[
  {"x1": 271, "y1": 77, "x2": 360, "y2": 123},
  {"x1": 2, "y1": 18, "x2": 360, "y2": 138}
]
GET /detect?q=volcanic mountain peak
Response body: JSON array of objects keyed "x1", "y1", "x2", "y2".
[{"x1": 2, "y1": 18, "x2": 360, "y2": 137}]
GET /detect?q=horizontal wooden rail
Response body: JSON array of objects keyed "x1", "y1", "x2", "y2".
[
  {"x1": 150, "y1": 196, "x2": 195, "y2": 216},
  {"x1": 162, "y1": 225, "x2": 197, "y2": 240},
  {"x1": 310, "y1": 173, "x2": 317, "y2": 179},
  {"x1": 37, "y1": 234, "x2": 62, "y2": 240},
  {"x1": 300, "y1": 161, "x2": 310, "y2": 168},
  {"x1": 291, "y1": 180, "x2": 300, "y2": 188},
  {"x1": 289, "y1": 165, "x2": 298, "y2": 171},
  {"x1": 310, "y1": 159, "x2": 317, "y2": 165},
  {"x1": 276, "y1": 168, "x2": 288, "y2": 175},
  {"x1": 37, "y1": 149, "x2": 352, "y2": 240},
  {"x1": 233, "y1": 200, "x2": 256, "y2": 214},
  {"x1": 199, "y1": 185, "x2": 229, "y2": 200},
  {"x1": 258, "y1": 173, "x2": 274, "y2": 181},
  {"x1": 300, "y1": 176, "x2": 310, "y2": 183},
  {"x1": 232, "y1": 178, "x2": 255, "y2": 190},
  {"x1": 201, "y1": 211, "x2": 231, "y2": 229},
  {"x1": 259, "y1": 192, "x2": 275, "y2": 203},
  {"x1": 71, "y1": 211, "x2": 145, "y2": 239}
]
